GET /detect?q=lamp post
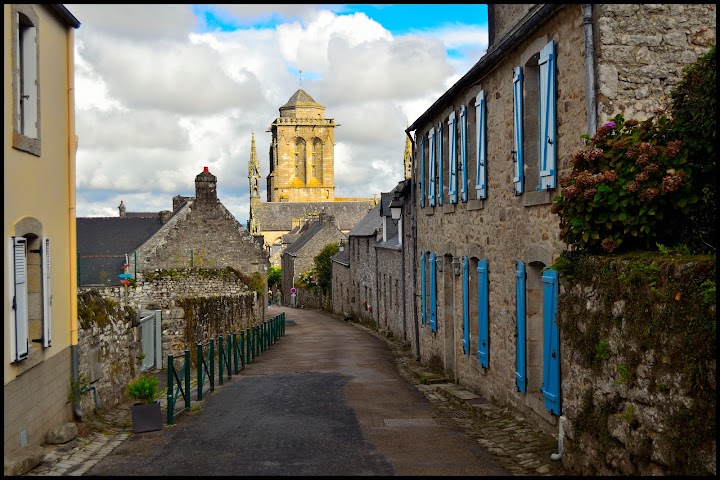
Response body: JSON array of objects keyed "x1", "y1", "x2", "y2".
[
  {"x1": 452, "y1": 257, "x2": 461, "y2": 276},
  {"x1": 339, "y1": 239, "x2": 345, "y2": 252},
  {"x1": 389, "y1": 194, "x2": 403, "y2": 225}
]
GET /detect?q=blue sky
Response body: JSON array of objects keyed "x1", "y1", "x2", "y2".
[{"x1": 66, "y1": 4, "x2": 489, "y2": 223}]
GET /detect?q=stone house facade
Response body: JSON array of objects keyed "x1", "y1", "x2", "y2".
[
  {"x1": 280, "y1": 213, "x2": 347, "y2": 306},
  {"x1": 402, "y1": 1, "x2": 714, "y2": 471},
  {"x1": 130, "y1": 167, "x2": 269, "y2": 278}
]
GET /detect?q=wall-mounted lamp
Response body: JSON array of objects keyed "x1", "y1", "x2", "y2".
[
  {"x1": 452, "y1": 257, "x2": 461, "y2": 276},
  {"x1": 339, "y1": 239, "x2": 345, "y2": 252},
  {"x1": 436, "y1": 255, "x2": 443, "y2": 272},
  {"x1": 389, "y1": 194, "x2": 403, "y2": 225}
]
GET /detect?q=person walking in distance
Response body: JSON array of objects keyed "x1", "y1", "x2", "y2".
[
  {"x1": 275, "y1": 289, "x2": 282, "y2": 307},
  {"x1": 268, "y1": 288, "x2": 273, "y2": 307}
]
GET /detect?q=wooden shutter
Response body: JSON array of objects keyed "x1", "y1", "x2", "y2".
[
  {"x1": 429, "y1": 252, "x2": 437, "y2": 333},
  {"x1": 475, "y1": 90, "x2": 487, "y2": 199},
  {"x1": 539, "y1": 40, "x2": 557, "y2": 190},
  {"x1": 420, "y1": 134, "x2": 425, "y2": 208},
  {"x1": 448, "y1": 112, "x2": 458, "y2": 203},
  {"x1": 515, "y1": 260, "x2": 526, "y2": 392},
  {"x1": 12, "y1": 237, "x2": 29, "y2": 361},
  {"x1": 42, "y1": 237, "x2": 51, "y2": 348},
  {"x1": 437, "y1": 122, "x2": 443, "y2": 206},
  {"x1": 460, "y1": 105, "x2": 468, "y2": 203},
  {"x1": 428, "y1": 128, "x2": 436, "y2": 206},
  {"x1": 420, "y1": 252, "x2": 426, "y2": 325},
  {"x1": 477, "y1": 259, "x2": 489, "y2": 368},
  {"x1": 462, "y1": 256, "x2": 469, "y2": 354},
  {"x1": 541, "y1": 269, "x2": 561, "y2": 414},
  {"x1": 513, "y1": 67, "x2": 524, "y2": 195}
]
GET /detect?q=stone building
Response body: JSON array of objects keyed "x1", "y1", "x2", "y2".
[
  {"x1": 129, "y1": 167, "x2": 269, "y2": 277},
  {"x1": 248, "y1": 89, "x2": 377, "y2": 267},
  {"x1": 400, "y1": 2, "x2": 715, "y2": 474},
  {"x1": 280, "y1": 212, "x2": 346, "y2": 308}
]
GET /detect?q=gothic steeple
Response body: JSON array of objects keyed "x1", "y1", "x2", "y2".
[
  {"x1": 248, "y1": 132, "x2": 260, "y2": 201},
  {"x1": 403, "y1": 135, "x2": 412, "y2": 180}
]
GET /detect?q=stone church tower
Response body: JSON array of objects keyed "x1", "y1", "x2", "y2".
[
  {"x1": 248, "y1": 133, "x2": 261, "y2": 234},
  {"x1": 266, "y1": 89, "x2": 337, "y2": 202}
]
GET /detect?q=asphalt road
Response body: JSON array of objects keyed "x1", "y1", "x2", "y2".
[{"x1": 85, "y1": 306, "x2": 510, "y2": 476}]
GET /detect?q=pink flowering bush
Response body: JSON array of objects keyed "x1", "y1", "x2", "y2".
[{"x1": 553, "y1": 114, "x2": 697, "y2": 253}]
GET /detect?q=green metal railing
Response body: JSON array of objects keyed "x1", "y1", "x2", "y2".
[{"x1": 165, "y1": 313, "x2": 286, "y2": 426}]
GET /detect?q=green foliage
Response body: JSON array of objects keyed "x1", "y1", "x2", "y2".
[
  {"x1": 595, "y1": 340, "x2": 611, "y2": 361},
  {"x1": 296, "y1": 269, "x2": 317, "y2": 288},
  {"x1": 125, "y1": 374, "x2": 159, "y2": 404},
  {"x1": 614, "y1": 363, "x2": 630, "y2": 385},
  {"x1": 667, "y1": 45, "x2": 716, "y2": 254},
  {"x1": 68, "y1": 373, "x2": 89, "y2": 403},
  {"x1": 699, "y1": 279, "x2": 715, "y2": 306},
  {"x1": 267, "y1": 266, "x2": 282, "y2": 290},
  {"x1": 313, "y1": 242, "x2": 340, "y2": 294},
  {"x1": 656, "y1": 243, "x2": 691, "y2": 255},
  {"x1": 554, "y1": 47, "x2": 715, "y2": 254}
]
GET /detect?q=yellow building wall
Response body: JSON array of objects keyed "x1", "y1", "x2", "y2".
[{"x1": 4, "y1": 4, "x2": 77, "y2": 455}]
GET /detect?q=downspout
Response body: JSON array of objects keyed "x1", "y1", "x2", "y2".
[
  {"x1": 406, "y1": 130, "x2": 421, "y2": 361},
  {"x1": 400, "y1": 196, "x2": 407, "y2": 342},
  {"x1": 67, "y1": 26, "x2": 82, "y2": 420},
  {"x1": 551, "y1": 415, "x2": 567, "y2": 461},
  {"x1": 583, "y1": 4, "x2": 598, "y2": 136},
  {"x1": 374, "y1": 241, "x2": 379, "y2": 327}
]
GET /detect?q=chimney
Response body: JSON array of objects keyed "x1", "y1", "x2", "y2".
[
  {"x1": 195, "y1": 167, "x2": 217, "y2": 202},
  {"x1": 159, "y1": 210, "x2": 172, "y2": 224}
]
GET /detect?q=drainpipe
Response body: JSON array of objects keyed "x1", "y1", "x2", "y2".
[
  {"x1": 67, "y1": 26, "x2": 82, "y2": 419},
  {"x1": 551, "y1": 415, "x2": 566, "y2": 461},
  {"x1": 582, "y1": 4, "x2": 598, "y2": 136},
  {"x1": 406, "y1": 130, "x2": 421, "y2": 361},
  {"x1": 400, "y1": 194, "x2": 407, "y2": 342}
]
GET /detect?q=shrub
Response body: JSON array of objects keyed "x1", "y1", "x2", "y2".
[{"x1": 126, "y1": 374, "x2": 159, "y2": 404}]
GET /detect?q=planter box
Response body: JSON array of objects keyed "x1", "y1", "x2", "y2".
[{"x1": 131, "y1": 401, "x2": 162, "y2": 433}]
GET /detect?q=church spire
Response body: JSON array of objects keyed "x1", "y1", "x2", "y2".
[{"x1": 248, "y1": 132, "x2": 260, "y2": 200}]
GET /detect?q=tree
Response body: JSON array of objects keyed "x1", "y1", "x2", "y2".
[
  {"x1": 313, "y1": 242, "x2": 339, "y2": 294},
  {"x1": 267, "y1": 266, "x2": 282, "y2": 290}
]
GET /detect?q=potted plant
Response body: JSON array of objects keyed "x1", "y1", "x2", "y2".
[{"x1": 126, "y1": 374, "x2": 162, "y2": 433}]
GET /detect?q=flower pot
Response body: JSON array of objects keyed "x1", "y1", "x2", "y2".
[{"x1": 131, "y1": 401, "x2": 162, "y2": 433}]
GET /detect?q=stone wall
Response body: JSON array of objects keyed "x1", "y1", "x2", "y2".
[
  {"x1": 376, "y1": 245, "x2": 404, "y2": 339},
  {"x1": 331, "y1": 260, "x2": 351, "y2": 318},
  {"x1": 350, "y1": 235, "x2": 378, "y2": 325},
  {"x1": 76, "y1": 270, "x2": 261, "y2": 416}
]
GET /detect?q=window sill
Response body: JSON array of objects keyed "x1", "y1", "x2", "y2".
[
  {"x1": 442, "y1": 203, "x2": 456, "y2": 214},
  {"x1": 422, "y1": 206, "x2": 435, "y2": 215},
  {"x1": 466, "y1": 199, "x2": 484, "y2": 211},
  {"x1": 523, "y1": 189, "x2": 554, "y2": 207},
  {"x1": 13, "y1": 132, "x2": 41, "y2": 157}
]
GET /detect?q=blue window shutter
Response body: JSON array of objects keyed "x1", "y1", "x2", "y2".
[
  {"x1": 515, "y1": 260, "x2": 526, "y2": 392},
  {"x1": 541, "y1": 268, "x2": 561, "y2": 415},
  {"x1": 428, "y1": 128, "x2": 436, "y2": 206},
  {"x1": 513, "y1": 67, "x2": 524, "y2": 195},
  {"x1": 462, "y1": 256, "x2": 469, "y2": 354},
  {"x1": 437, "y1": 122, "x2": 443, "y2": 206},
  {"x1": 477, "y1": 259, "x2": 489, "y2": 368},
  {"x1": 475, "y1": 90, "x2": 487, "y2": 199},
  {"x1": 460, "y1": 105, "x2": 468, "y2": 203},
  {"x1": 420, "y1": 252, "x2": 426, "y2": 325},
  {"x1": 12, "y1": 237, "x2": 29, "y2": 361},
  {"x1": 42, "y1": 237, "x2": 51, "y2": 348},
  {"x1": 429, "y1": 252, "x2": 437, "y2": 333},
  {"x1": 448, "y1": 112, "x2": 457, "y2": 204},
  {"x1": 539, "y1": 40, "x2": 557, "y2": 190},
  {"x1": 420, "y1": 134, "x2": 425, "y2": 208}
]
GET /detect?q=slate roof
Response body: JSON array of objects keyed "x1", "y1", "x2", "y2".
[
  {"x1": 252, "y1": 200, "x2": 375, "y2": 232},
  {"x1": 280, "y1": 89, "x2": 322, "y2": 110},
  {"x1": 348, "y1": 202, "x2": 382, "y2": 237},
  {"x1": 77, "y1": 216, "x2": 164, "y2": 285},
  {"x1": 283, "y1": 220, "x2": 325, "y2": 256},
  {"x1": 331, "y1": 246, "x2": 350, "y2": 266}
]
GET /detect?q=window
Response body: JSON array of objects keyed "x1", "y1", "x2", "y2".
[
  {"x1": 460, "y1": 105, "x2": 468, "y2": 203},
  {"x1": 419, "y1": 134, "x2": 426, "y2": 208},
  {"x1": 428, "y1": 128, "x2": 436, "y2": 206},
  {"x1": 448, "y1": 112, "x2": 458, "y2": 203},
  {"x1": 294, "y1": 138, "x2": 306, "y2": 182},
  {"x1": 512, "y1": 67, "x2": 524, "y2": 195},
  {"x1": 12, "y1": 5, "x2": 41, "y2": 156},
  {"x1": 436, "y1": 121, "x2": 443, "y2": 206},
  {"x1": 475, "y1": 91, "x2": 487, "y2": 199}
]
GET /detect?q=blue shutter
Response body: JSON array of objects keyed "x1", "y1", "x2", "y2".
[
  {"x1": 475, "y1": 90, "x2": 487, "y2": 199},
  {"x1": 420, "y1": 252, "x2": 426, "y2": 325},
  {"x1": 460, "y1": 105, "x2": 468, "y2": 203},
  {"x1": 539, "y1": 41, "x2": 557, "y2": 190},
  {"x1": 462, "y1": 256, "x2": 469, "y2": 354},
  {"x1": 437, "y1": 122, "x2": 443, "y2": 206},
  {"x1": 429, "y1": 252, "x2": 437, "y2": 333},
  {"x1": 541, "y1": 269, "x2": 561, "y2": 415},
  {"x1": 13, "y1": 237, "x2": 29, "y2": 361},
  {"x1": 477, "y1": 259, "x2": 489, "y2": 368},
  {"x1": 448, "y1": 112, "x2": 458, "y2": 204},
  {"x1": 513, "y1": 67, "x2": 524, "y2": 195},
  {"x1": 42, "y1": 237, "x2": 51, "y2": 348},
  {"x1": 428, "y1": 128, "x2": 436, "y2": 206},
  {"x1": 420, "y1": 134, "x2": 425, "y2": 208},
  {"x1": 515, "y1": 260, "x2": 526, "y2": 392}
]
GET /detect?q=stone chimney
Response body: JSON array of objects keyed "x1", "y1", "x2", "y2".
[
  {"x1": 118, "y1": 200, "x2": 126, "y2": 217},
  {"x1": 195, "y1": 167, "x2": 217, "y2": 203},
  {"x1": 159, "y1": 210, "x2": 172, "y2": 224}
]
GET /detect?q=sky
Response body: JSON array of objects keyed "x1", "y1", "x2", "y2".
[{"x1": 66, "y1": 4, "x2": 489, "y2": 225}]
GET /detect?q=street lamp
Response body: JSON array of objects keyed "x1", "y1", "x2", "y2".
[
  {"x1": 389, "y1": 194, "x2": 403, "y2": 224},
  {"x1": 339, "y1": 239, "x2": 345, "y2": 252},
  {"x1": 452, "y1": 257, "x2": 461, "y2": 276}
]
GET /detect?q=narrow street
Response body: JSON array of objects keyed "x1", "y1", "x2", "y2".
[{"x1": 84, "y1": 306, "x2": 511, "y2": 476}]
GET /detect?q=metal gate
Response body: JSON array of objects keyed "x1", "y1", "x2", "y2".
[{"x1": 139, "y1": 310, "x2": 162, "y2": 371}]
